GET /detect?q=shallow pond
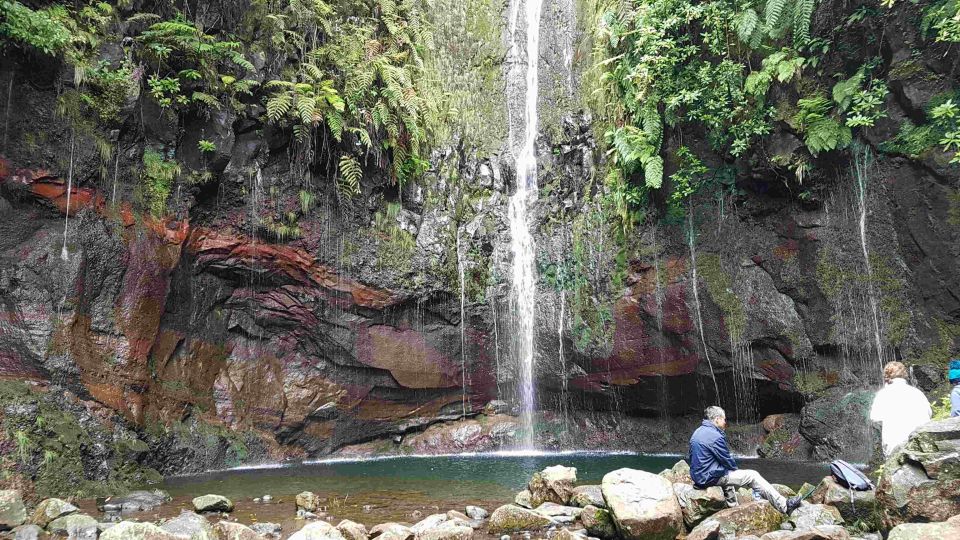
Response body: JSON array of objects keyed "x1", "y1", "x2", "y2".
[{"x1": 80, "y1": 452, "x2": 832, "y2": 538}]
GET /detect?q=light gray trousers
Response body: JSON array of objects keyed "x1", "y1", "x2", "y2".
[{"x1": 719, "y1": 469, "x2": 787, "y2": 513}]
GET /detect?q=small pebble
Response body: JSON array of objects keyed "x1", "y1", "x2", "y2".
[
  {"x1": 254, "y1": 498, "x2": 261, "y2": 503},
  {"x1": 362, "y1": 505, "x2": 373, "y2": 513},
  {"x1": 501, "y1": 536, "x2": 510, "y2": 540},
  {"x1": 262, "y1": 495, "x2": 273, "y2": 502}
]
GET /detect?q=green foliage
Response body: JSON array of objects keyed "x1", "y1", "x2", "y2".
[
  {"x1": 792, "y1": 95, "x2": 851, "y2": 154},
  {"x1": 338, "y1": 155, "x2": 362, "y2": 197},
  {"x1": 371, "y1": 202, "x2": 416, "y2": 274},
  {"x1": 0, "y1": 1, "x2": 72, "y2": 55},
  {"x1": 880, "y1": 93, "x2": 960, "y2": 163},
  {"x1": 197, "y1": 139, "x2": 216, "y2": 153},
  {"x1": 920, "y1": 0, "x2": 960, "y2": 43},
  {"x1": 141, "y1": 149, "x2": 180, "y2": 217}
]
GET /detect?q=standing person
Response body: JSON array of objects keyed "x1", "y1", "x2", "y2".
[
  {"x1": 689, "y1": 406, "x2": 802, "y2": 515},
  {"x1": 869, "y1": 361, "x2": 932, "y2": 456},
  {"x1": 950, "y1": 359, "x2": 960, "y2": 417}
]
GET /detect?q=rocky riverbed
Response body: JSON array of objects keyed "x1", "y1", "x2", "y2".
[{"x1": 1, "y1": 417, "x2": 958, "y2": 540}]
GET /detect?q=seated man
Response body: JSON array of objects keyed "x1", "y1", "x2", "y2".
[{"x1": 689, "y1": 406, "x2": 801, "y2": 515}]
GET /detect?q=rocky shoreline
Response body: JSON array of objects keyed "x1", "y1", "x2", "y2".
[{"x1": 0, "y1": 418, "x2": 957, "y2": 540}]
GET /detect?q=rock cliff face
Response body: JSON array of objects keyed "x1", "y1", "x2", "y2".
[{"x1": 0, "y1": 0, "x2": 958, "y2": 495}]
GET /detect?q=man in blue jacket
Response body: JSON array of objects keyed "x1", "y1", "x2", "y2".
[{"x1": 690, "y1": 406, "x2": 802, "y2": 514}]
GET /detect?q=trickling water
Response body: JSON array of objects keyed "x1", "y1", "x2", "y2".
[
  {"x1": 651, "y1": 231, "x2": 669, "y2": 423},
  {"x1": 853, "y1": 143, "x2": 884, "y2": 373},
  {"x1": 507, "y1": 0, "x2": 543, "y2": 450},
  {"x1": 558, "y1": 289, "x2": 568, "y2": 435},
  {"x1": 687, "y1": 208, "x2": 720, "y2": 401},
  {"x1": 457, "y1": 232, "x2": 469, "y2": 417},
  {"x1": 61, "y1": 131, "x2": 76, "y2": 261}
]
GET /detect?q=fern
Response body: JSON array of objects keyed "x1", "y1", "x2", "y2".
[
  {"x1": 338, "y1": 155, "x2": 362, "y2": 196},
  {"x1": 765, "y1": 0, "x2": 789, "y2": 31},
  {"x1": 644, "y1": 156, "x2": 664, "y2": 189},
  {"x1": 793, "y1": 0, "x2": 815, "y2": 45}
]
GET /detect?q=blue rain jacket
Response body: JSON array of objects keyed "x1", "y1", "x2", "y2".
[{"x1": 689, "y1": 420, "x2": 738, "y2": 488}]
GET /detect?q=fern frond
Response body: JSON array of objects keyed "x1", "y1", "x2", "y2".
[
  {"x1": 765, "y1": 0, "x2": 788, "y2": 31},
  {"x1": 338, "y1": 155, "x2": 362, "y2": 196},
  {"x1": 643, "y1": 156, "x2": 664, "y2": 189}
]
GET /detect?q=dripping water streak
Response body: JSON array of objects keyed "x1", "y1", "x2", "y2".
[
  {"x1": 558, "y1": 289, "x2": 567, "y2": 435},
  {"x1": 61, "y1": 131, "x2": 76, "y2": 261},
  {"x1": 457, "y1": 232, "x2": 468, "y2": 417},
  {"x1": 2, "y1": 74, "x2": 12, "y2": 154},
  {"x1": 854, "y1": 145, "x2": 884, "y2": 372},
  {"x1": 507, "y1": 0, "x2": 543, "y2": 450},
  {"x1": 688, "y1": 208, "x2": 720, "y2": 400}
]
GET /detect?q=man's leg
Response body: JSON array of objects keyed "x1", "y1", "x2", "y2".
[{"x1": 719, "y1": 469, "x2": 787, "y2": 512}]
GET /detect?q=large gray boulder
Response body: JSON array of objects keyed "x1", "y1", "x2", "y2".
[
  {"x1": 12, "y1": 524, "x2": 42, "y2": 540},
  {"x1": 296, "y1": 492, "x2": 323, "y2": 513},
  {"x1": 580, "y1": 505, "x2": 616, "y2": 539},
  {"x1": 337, "y1": 520, "x2": 368, "y2": 540},
  {"x1": 673, "y1": 483, "x2": 727, "y2": 528},
  {"x1": 47, "y1": 513, "x2": 97, "y2": 539},
  {"x1": 102, "y1": 490, "x2": 171, "y2": 513},
  {"x1": 0, "y1": 490, "x2": 27, "y2": 529},
  {"x1": 570, "y1": 486, "x2": 605, "y2": 508},
  {"x1": 760, "y1": 525, "x2": 851, "y2": 539},
  {"x1": 487, "y1": 505, "x2": 555, "y2": 533},
  {"x1": 877, "y1": 418, "x2": 960, "y2": 527},
  {"x1": 810, "y1": 476, "x2": 878, "y2": 525},
  {"x1": 533, "y1": 502, "x2": 582, "y2": 523},
  {"x1": 250, "y1": 522, "x2": 283, "y2": 538},
  {"x1": 369, "y1": 523, "x2": 412, "y2": 540},
  {"x1": 101, "y1": 521, "x2": 183, "y2": 540},
  {"x1": 687, "y1": 501, "x2": 783, "y2": 540},
  {"x1": 31, "y1": 498, "x2": 78, "y2": 528},
  {"x1": 601, "y1": 468, "x2": 682, "y2": 540},
  {"x1": 290, "y1": 522, "x2": 347, "y2": 540},
  {"x1": 659, "y1": 460, "x2": 692, "y2": 485},
  {"x1": 528, "y1": 466, "x2": 577, "y2": 507},
  {"x1": 787, "y1": 503, "x2": 844, "y2": 530},
  {"x1": 414, "y1": 521, "x2": 473, "y2": 540},
  {"x1": 161, "y1": 510, "x2": 217, "y2": 540},
  {"x1": 887, "y1": 521, "x2": 960, "y2": 540},
  {"x1": 192, "y1": 494, "x2": 234, "y2": 513}
]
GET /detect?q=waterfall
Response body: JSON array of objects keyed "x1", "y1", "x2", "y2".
[
  {"x1": 61, "y1": 131, "x2": 76, "y2": 261},
  {"x1": 687, "y1": 208, "x2": 720, "y2": 401},
  {"x1": 507, "y1": 0, "x2": 543, "y2": 449},
  {"x1": 853, "y1": 143, "x2": 884, "y2": 373},
  {"x1": 558, "y1": 289, "x2": 568, "y2": 435},
  {"x1": 457, "y1": 232, "x2": 469, "y2": 417},
  {"x1": 652, "y1": 231, "x2": 669, "y2": 423}
]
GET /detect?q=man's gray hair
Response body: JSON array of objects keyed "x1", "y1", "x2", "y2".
[{"x1": 704, "y1": 406, "x2": 726, "y2": 421}]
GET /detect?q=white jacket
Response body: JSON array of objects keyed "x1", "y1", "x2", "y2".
[{"x1": 869, "y1": 378, "x2": 932, "y2": 456}]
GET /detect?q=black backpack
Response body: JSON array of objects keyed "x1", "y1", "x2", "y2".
[{"x1": 830, "y1": 459, "x2": 874, "y2": 491}]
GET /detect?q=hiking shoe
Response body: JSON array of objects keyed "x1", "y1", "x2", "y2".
[{"x1": 785, "y1": 496, "x2": 802, "y2": 514}]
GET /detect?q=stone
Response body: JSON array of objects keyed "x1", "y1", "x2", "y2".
[
  {"x1": 31, "y1": 498, "x2": 79, "y2": 528},
  {"x1": 533, "y1": 503, "x2": 582, "y2": 519},
  {"x1": 673, "y1": 483, "x2": 727, "y2": 528},
  {"x1": 161, "y1": 510, "x2": 217, "y2": 540},
  {"x1": 529, "y1": 466, "x2": 577, "y2": 507},
  {"x1": 809, "y1": 477, "x2": 878, "y2": 525},
  {"x1": 570, "y1": 486, "x2": 604, "y2": 509},
  {"x1": 887, "y1": 521, "x2": 960, "y2": 540},
  {"x1": 488, "y1": 505, "x2": 556, "y2": 533},
  {"x1": 214, "y1": 521, "x2": 261, "y2": 540},
  {"x1": 250, "y1": 522, "x2": 283, "y2": 538},
  {"x1": 100, "y1": 521, "x2": 183, "y2": 540},
  {"x1": 761, "y1": 526, "x2": 851, "y2": 540},
  {"x1": 290, "y1": 522, "x2": 348, "y2": 540},
  {"x1": 12, "y1": 524, "x2": 42, "y2": 540},
  {"x1": 337, "y1": 520, "x2": 368, "y2": 540},
  {"x1": 47, "y1": 513, "x2": 97, "y2": 538},
  {"x1": 601, "y1": 468, "x2": 683, "y2": 540},
  {"x1": 411, "y1": 515, "x2": 449, "y2": 535},
  {"x1": 102, "y1": 490, "x2": 171, "y2": 513},
  {"x1": 369, "y1": 523, "x2": 413, "y2": 540},
  {"x1": 579, "y1": 505, "x2": 616, "y2": 539},
  {"x1": 663, "y1": 460, "x2": 692, "y2": 485},
  {"x1": 414, "y1": 522, "x2": 473, "y2": 540},
  {"x1": 464, "y1": 506, "x2": 487, "y2": 520},
  {"x1": 552, "y1": 528, "x2": 587, "y2": 540},
  {"x1": 774, "y1": 485, "x2": 797, "y2": 498},
  {"x1": 788, "y1": 503, "x2": 844, "y2": 530},
  {"x1": 687, "y1": 502, "x2": 783, "y2": 540},
  {"x1": 877, "y1": 418, "x2": 960, "y2": 526},
  {"x1": 0, "y1": 490, "x2": 27, "y2": 529},
  {"x1": 515, "y1": 491, "x2": 533, "y2": 509},
  {"x1": 192, "y1": 494, "x2": 234, "y2": 513}
]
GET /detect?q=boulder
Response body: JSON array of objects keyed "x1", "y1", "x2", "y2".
[
  {"x1": 601, "y1": 468, "x2": 682, "y2": 540},
  {"x1": 100, "y1": 521, "x2": 183, "y2": 540},
  {"x1": 514, "y1": 490, "x2": 533, "y2": 509},
  {"x1": 192, "y1": 494, "x2": 234, "y2": 513},
  {"x1": 529, "y1": 466, "x2": 577, "y2": 506},
  {"x1": 12, "y1": 524, "x2": 42, "y2": 540},
  {"x1": 47, "y1": 513, "x2": 97, "y2": 539},
  {"x1": 487, "y1": 505, "x2": 555, "y2": 533},
  {"x1": 215, "y1": 522, "x2": 261, "y2": 540},
  {"x1": 250, "y1": 522, "x2": 283, "y2": 538},
  {"x1": 369, "y1": 523, "x2": 412, "y2": 540},
  {"x1": 337, "y1": 520, "x2": 368, "y2": 540},
  {"x1": 788, "y1": 503, "x2": 844, "y2": 530},
  {"x1": 533, "y1": 502, "x2": 582, "y2": 522},
  {"x1": 31, "y1": 498, "x2": 78, "y2": 528},
  {"x1": 810, "y1": 476, "x2": 878, "y2": 525},
  {"x1": 102, "y1": 490, "x2": 171, "y2": 513},
  {"x1": 760, "y1": 525, "x2": 851, "y2": 540},
  {"x1": 570, "y1": 486, "x2": 605, "y2": 508},
  {"x1": 687, "y1": 501, "x2": 783, "y2": 540},
  {"x1": 887, "y1": 521, "x2": 960, "y2": 540},
  {"x1": 673, "y1": 483, "x2": 727, "y2": 528},
  {"x1": 290, "y1": 522, "x2": 348, "y2": 540},
  {"x1": 464, "y1": 506, "x2": 487, "y2": 520},
  {"x1": 297, "y1": 492, "x2": 323, "y2": 513},
  {"x1": 659, "y1": 460, "x2": 693, "y2": 485},
  {"x1": 161, "y1": 510, "x2": 217, "y2": 540},
  {"x1": 0, "y1": 490, "x2": 27, "y2": 529},
  {"x1": 580, "y1": 505, "x2": 616, "y2": 539},
  {"x1": 415, "y1": 522, "x2": 472, "y2": 540},
  {"x1": 877, "y1": 418, "x2": 960, "y2": 526},
  {"x1": 552, "y1": 528, "x2": 588, "y2": 540},
  {"x1": 774, "y1": 485, "x2": 797, "y2": 498},
  {"x1": 411, "y1": 515, "x2": 448, "y2": 535}
]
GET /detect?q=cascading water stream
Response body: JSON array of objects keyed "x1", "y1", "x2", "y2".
[
  {"x1": 507, "y1": 0, "x2": 543, "y2": 450},
  {"x1": 457, "y1": 232, "x2": 469, "y2": 417},
  {"x1": 853, "y1": 143, "x2": 884, "y2": 373},
  {"x1": 687, "y1": 208, "x2": 720, "y2": 401}
]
